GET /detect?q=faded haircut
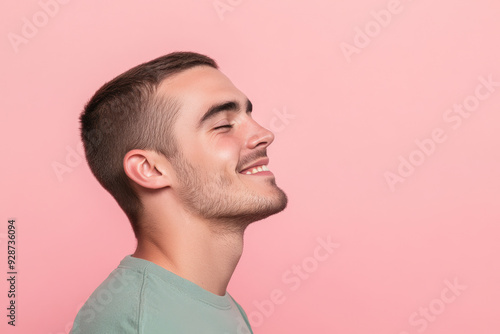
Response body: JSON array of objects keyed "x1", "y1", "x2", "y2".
[{"x1": 79, "y1": 51, "x2": 218, "y2": 238}]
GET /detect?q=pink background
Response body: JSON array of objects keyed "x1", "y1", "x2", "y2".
[{"x1": 2, "y1": 0, "x2": 499, "y2": 333}]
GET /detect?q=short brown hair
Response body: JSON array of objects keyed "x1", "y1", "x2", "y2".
[{"x1": 79, "y1": 51, "x2": 218, "y2": 238}]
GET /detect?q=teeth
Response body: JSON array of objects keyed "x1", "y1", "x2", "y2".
[{"x1": 243, "y1": 165, "x2": 269, "y2": 175}]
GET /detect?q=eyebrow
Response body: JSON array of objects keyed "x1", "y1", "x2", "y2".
[{"x1": 198, "y1": 99, "x2": 253, "y2": 129}]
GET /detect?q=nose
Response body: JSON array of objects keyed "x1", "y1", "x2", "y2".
[{"x1": 245, "y1": 119, "x2": 275, "y2": 150}]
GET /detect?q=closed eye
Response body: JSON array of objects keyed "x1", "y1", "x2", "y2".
[{"x1": 214, "y1": 124, "x2": 233, "y2": 130}]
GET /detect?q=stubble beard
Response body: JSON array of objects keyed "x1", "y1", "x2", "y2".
[{"x1": 171, "y1": 152, "x2": 288, "y2": 234}]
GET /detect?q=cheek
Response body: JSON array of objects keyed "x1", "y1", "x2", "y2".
[
  {"x1": 200, "y1": 136, "x2": 240, "y2": 171},
  {"x1": 212, "y1": 138, "x2": 240, "y2": 162}
]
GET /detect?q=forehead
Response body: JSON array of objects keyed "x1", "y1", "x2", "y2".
[{"x1": 157, "y1": 66, "x2": 246, "y2": 125}]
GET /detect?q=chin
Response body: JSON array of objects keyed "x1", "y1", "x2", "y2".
[{"x1": 244, "y1": 188, "x2": 289, "y2": 224}]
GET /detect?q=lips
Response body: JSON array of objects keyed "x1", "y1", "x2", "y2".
[{"x1": 239, "y1": 158, "x2": 270, "y2": 174}]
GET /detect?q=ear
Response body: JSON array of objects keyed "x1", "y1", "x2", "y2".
[{"x1": 123, "y1": 149, "x2": 171, "y2": 190}]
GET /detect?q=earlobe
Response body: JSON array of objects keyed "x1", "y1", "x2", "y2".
[{"x1": 123, "y1": 149, "x2": 171, "y2": 189}]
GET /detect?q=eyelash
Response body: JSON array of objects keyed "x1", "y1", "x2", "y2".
[{"x1": 214, "y1": 124, "x2": 233, "y2": 130}]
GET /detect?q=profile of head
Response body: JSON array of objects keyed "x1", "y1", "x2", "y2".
[{"x1": 80, "y1": 51, "x2": 287, "y2": 238}]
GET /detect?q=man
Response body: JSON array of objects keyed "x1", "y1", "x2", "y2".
[{"x1": 70, "y1": 51, "x2": 288, "y2": 333}]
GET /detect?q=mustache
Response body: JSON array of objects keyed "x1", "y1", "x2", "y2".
[{"x1": 237, "y1": 149, "x2": 269, "y2": 171}]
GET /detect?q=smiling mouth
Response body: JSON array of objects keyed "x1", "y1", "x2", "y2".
[{"x1": 240, "y1": 164, "x2": 271, "y2": 175}]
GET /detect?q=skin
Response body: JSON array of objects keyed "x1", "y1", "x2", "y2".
[{"x1": 123, "y1": 65, "x2": 288, "y2": 296}]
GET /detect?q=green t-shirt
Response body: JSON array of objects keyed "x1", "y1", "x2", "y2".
[{"x1": 69, "y1": 255, "x2": 253, "y2": 334}]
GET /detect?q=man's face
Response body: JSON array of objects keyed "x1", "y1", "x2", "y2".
[{"x1": 159, "y1": 65, "x2": 287, "y2": 230}]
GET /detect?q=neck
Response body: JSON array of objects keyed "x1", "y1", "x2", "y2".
[{"x1": 132, "y1": 214, "x2": 246, "y2": 296}]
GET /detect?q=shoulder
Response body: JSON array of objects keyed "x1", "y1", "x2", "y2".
[
  {"x1": 228, "y1": 293, "x2": 254, "y2": 334},
  {"x1": 70, "y1": 266, "x2": 146, "y2": 334}
]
